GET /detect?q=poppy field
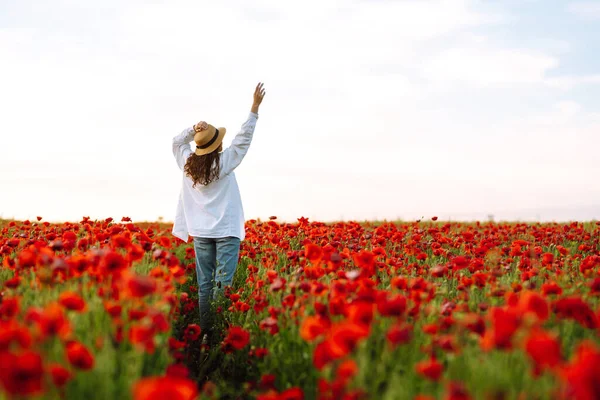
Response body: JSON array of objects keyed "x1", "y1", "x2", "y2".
[{"x1": 1, "y1": 216, "x2": 599, "y2": 400}]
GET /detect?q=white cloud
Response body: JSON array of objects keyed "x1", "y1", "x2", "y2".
[
  {"x1": 568, "y1": 1, "x2": 600, "y2": 19},
  {"x1": 523, "y1": 100, "x2": 582, "y2": 125},
  {"x1": 544, "y1": 74, "x2": 600, "y2": 90},
  {"x1": 421, "y1": 41, "x2": 600, "y2": 90},
  {"x1": 423, "y1": 46, "x2": 559, "y2": 87}
]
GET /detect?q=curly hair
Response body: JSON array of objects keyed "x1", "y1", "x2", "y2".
[{"x1": 183, "y1": 145, "x2": 222, "y2": 188}]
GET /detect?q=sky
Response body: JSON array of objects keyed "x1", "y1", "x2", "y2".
[{"x1": 1, "y1": 0, "x2": 599, "y2": 224}]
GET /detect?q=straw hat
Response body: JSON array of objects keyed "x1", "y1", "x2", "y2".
[{"x1": 193, "y1": 123, "x2": 227, "y2": 156}]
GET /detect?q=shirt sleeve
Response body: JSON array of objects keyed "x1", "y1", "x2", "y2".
[
  {"x1": 172, "y1": 127, "x2": 195, "y2": 170},
  {"x1": 220, "y1": 112, "x2": 258, "y2": 177}
]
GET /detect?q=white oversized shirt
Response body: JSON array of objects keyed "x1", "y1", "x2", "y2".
[{"x1": 171, "y1": 112, "x2": 258, "y2": 242}]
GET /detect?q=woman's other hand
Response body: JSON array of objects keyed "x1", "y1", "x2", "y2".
[{"x1": 194, "y1": 121, "x2": 209, "y2": 132}]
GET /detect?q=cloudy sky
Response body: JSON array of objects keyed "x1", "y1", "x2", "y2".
[{"x1": 1, "y1": 0, "x2": 599, "y2": 223}]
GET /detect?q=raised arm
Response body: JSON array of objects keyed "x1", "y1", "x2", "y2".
[
  {"x1": 172, "y1": 127, "x2": 195, "y2": 170},
  {"x1": 172, "y1": 121, "x2": 209, "y2": 170},
  {"x1": 220, "y1": 83, "x2": 266, "y2": 176}
]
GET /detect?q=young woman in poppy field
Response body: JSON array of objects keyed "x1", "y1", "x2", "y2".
[{"x1": 171, "y1": 82, "x2": 266, "y2": 343}]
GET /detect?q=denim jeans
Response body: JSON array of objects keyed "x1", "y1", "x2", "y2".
[{"x1": 192, "y1": 236, "x2": 241, "y2": 335}]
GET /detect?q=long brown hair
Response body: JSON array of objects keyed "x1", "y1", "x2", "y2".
[{"x1": 184, "y1": 144, "x2": 222, "y2": 188}]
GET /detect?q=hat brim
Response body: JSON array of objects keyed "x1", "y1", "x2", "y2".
[{"x1": 194, "y1": 127, "x2": 226, "y2": 156}]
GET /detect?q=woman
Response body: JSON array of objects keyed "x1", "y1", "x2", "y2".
[{"x1": 171, "y1": 82, "x2": 266, "y2": 342}]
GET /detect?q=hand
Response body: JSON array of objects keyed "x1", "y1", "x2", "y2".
[
  {"x1": 194, "y1": 121, "x2": 208, "y2": 132},
  {"x1": 252, "y1": 82, "x2": 266, "y2": 112}
]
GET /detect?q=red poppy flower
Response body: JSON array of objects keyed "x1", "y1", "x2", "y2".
[
  {"x1": 0, "y1": 296, "x2": 19, "y2": 319},
  {"x1": 313, "y1": 340, "x2": 338, "y2": 370},
  {"x1": 0, "y1": 350, "x2": 44, "y2": 396},
  {"x1": 445, "y1": 382, "x2": 471, "y2": 400},
  {"x1": 422, "y1": 323, "x2": 439, "y2": 335},
  {"x1": 481, "y1": 307, "x2": 520, "y2": 350},
  {"x1": 98, "y1": 250, "x2": 128, "y2": 276},
  {"x1": 524, "y1": 329, "x2": 562, "y2": 376},
  {"x1": 386, "y1": 324, "x2": 412, "y2": 347},
  {"x1": 415, "y1": 357, "x2": 444, "y2": 381},
  {"x1": 305, "y1": 243, "x2": 323, "y2": 263},
  {"x1": 589, "y1": 278, "x2": 600, "y2": 295},
  {"x1": 377, "y1": 294, "x2": 407, "y2": 317},
  {"x1": 461, "y1": 314, "x2": 486, "y2": 337},
  {"x1": 259, "y1": 317, "x2": 279, "y2": 335},
  {"x1": 222, "y1": 326, "x2": 250, "y2": 352},
  {"x1": 541, "y1": 252, "x2": 554, "y2": 266},
  {"x1": 0, "y1": 321, "x2": 33, "y2": 351},
  {"x1": 328, "y1": 321, "x2": 370, "y2": 358},
  {"x1": 517, "y1": 291, "x2": 549, "y2": 322},
  {"x1": 253, "y1": 348, "x2": 269, "y2": 358},
  {"x1": 63, "y1": 231, "x2": 77, "y2": 242},
  {"x1": 580, "y1": 255, "x2": 600, "y2": 274},
  {"x1": 65, "y1": 340, "x2": 95, "y2": 370},
  {"x1": 17, "y1": 248, "x2": 37, "y2": 268},
  {"x1": 183, "y1": 324, "x2": 201, "y2": 342},
  {"x1": 452, "y1": 256, "x2": 469, "y2": 270},
  {"x1": 337, "y1": 359, "x2": 358, "y2": 382},
  {"x1": 561, "y1": 341, "x2": 600, "y2": 400},
  {"x1": 166, "y1": 364, "x2": 190, "y2": 379},
  {"x1": 126, "y1": 274, "x2": 158, "y2": 298},
  {"x1": 391, "y1": 277, "x2": 408, "y2": 290},
  {"x1": 300, "y1": 316, "x2": 329, "y2": 342},
  {"x1": 346, "y1": 302, "x2": 374, "y2": 327},
  {"x1": 353, "y1": 250, "x2": 375, "y2": 272},
  {"x1": 158, "y1": 236, "x2": 172, "y2": 249},
  {"x1": 110, "y1": 234, "x2": 130, "y2": 248},
  {"x1": 259, "y1": 374, "x2": 276, "y2": 390},
  {"x1": 58, "y1": 291, "x2": 87, "y2": 312},
  {"x1": 132, "y1": 376, "x2": 198, "y2": 400},
  {"x1": 542, "y1": 282, "x2": 563, "y2": 296},
  {"x1": 48, "y1": 363, "x2": 72, "y2": 387},
  {"x1": 553, "y1": 297, "x2": 597, "y2": 329},
  {"x1": 3, "y1": 275, "x2": 20, "y2": 289},
  {"x1": 38, "y1": 302, "x2": 72, "y2": 340},
  {"x1": 279, "y1": 387, "x2": 304, "y2": 400},
  {"x1": 104, "y1": 300, "x2": 123, "y2": 318},
  {"x1": 129, "y1": 324, "x2": 157, "y2": 353}
]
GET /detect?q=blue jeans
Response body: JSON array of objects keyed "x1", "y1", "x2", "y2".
[{"x1": 192, "y1": 236, "x2": 241, "y2": 335}]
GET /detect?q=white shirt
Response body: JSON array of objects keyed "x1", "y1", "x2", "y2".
[{"x1": 171, "y1": 112, "x2": 258, "y2": 242}]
